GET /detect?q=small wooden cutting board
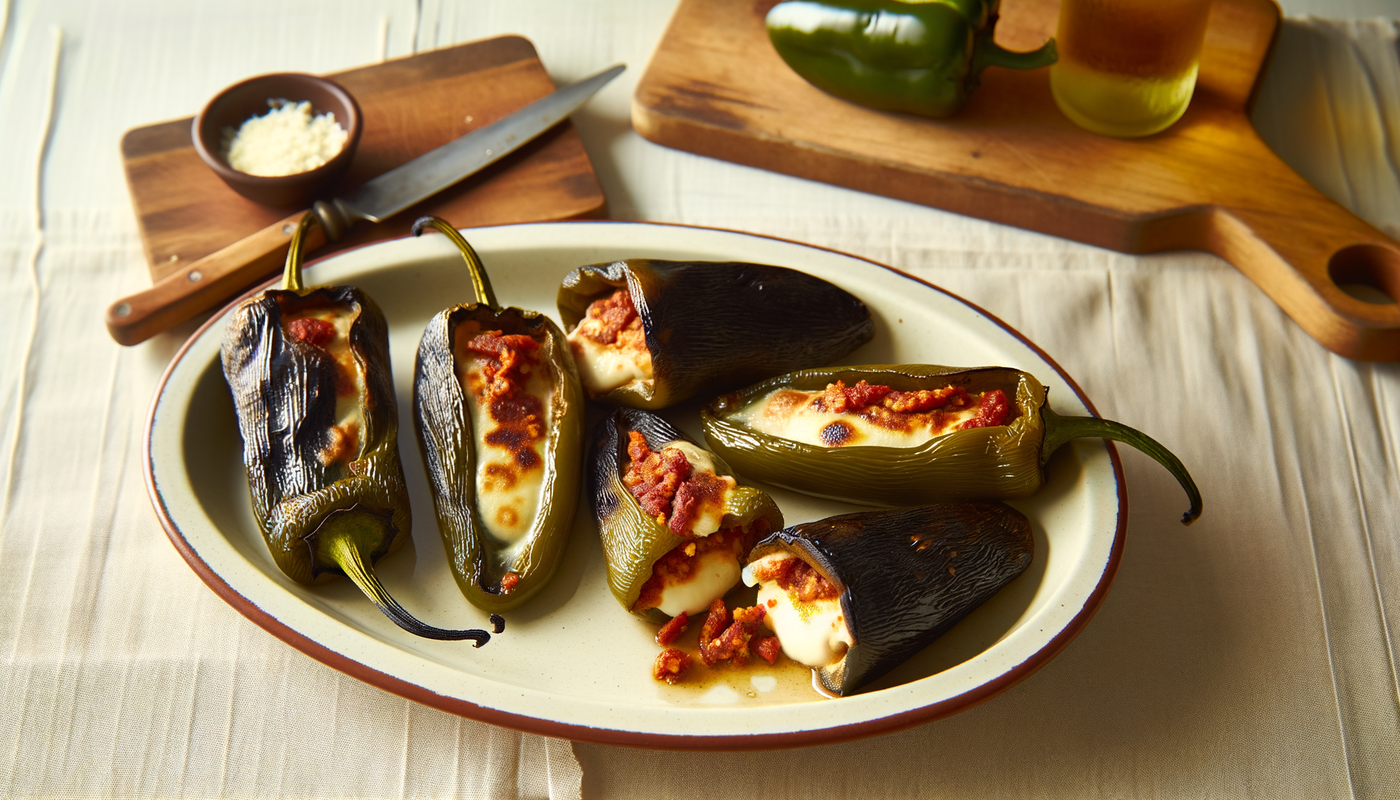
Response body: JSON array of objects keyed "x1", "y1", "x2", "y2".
[
  {"x1": 633, "y1": 0, "x2": 1400, "y2": 361},
  {"x1": 122, "y1": 35, "x2": 606, "y2": 287}
]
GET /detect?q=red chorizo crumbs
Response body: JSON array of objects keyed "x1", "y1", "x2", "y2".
[
  {"x1": 653, "y1": 648, "x2": 691, "y2": 685},
  {"x1": 749, "y1": 556, "x2": 842, "y2": 602},
  {"x1": 655, "y1": 611, "x2": 689, "y2": 645},
  {"x1": 499, "y1": 571, "x2": 520, "y2": 594},
  {"x1": 622, "y1": 432, "x2": 733, "y2": 536},
  {"x1": 623, "y1": 430, "x2": 691, "y2": 523},
  {"x1": 756, "y1": 636, "x2": 782, "y2": 665},
  {"x1": 699, "y1": 600, "x2": 767, "y2": 667},
  {"x1": 286, "y1": 316, "x2": 335, "y2": 348},
  {"x1": 577, "y1": 289, "x2": 640, "y2": 344},
  {"x1": 815, "y1": 380, "x2": 1010, "y2": 430},
  {"x1": 462, "y1": 330, "x2": 547, "y2": 471}
]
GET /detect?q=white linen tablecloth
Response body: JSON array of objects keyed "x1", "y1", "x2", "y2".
[{"x1": 1, "y1": 1, "x2": 1397, "y2": 797}]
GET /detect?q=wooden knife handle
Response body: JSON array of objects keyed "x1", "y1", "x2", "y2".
[{"x1": 105, "y1": 210, "x2": 327, "y2": 346}]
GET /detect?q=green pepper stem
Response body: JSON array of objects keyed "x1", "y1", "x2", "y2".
[
  {"x1": 320, "y1": 525, "x2": 492, "y2": 644},
  {"x1": 412, "y1": 215, "x2": 498, "y2": 310},
  {"x1": 1041, "y1": 406, "x2": 1202, "y2": 525},
  {"x1": 974, "y1": 37, "x2": 1058, "y2": 73},
  {"x1": 282, "y1": 212, "x2": 320, "y2": 292}
]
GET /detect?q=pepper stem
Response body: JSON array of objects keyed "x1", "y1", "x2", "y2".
[
  {"x1": 973, "y1": 37, "x2": 1058, "y2": 73},
  {"x1": 412, "y1": 215, "x2": 498, "y2": 310},
  {"x1": 282, "y1": 211, "x2": 320, "y2": 292},
  {"x1": 1041, "y1": 406, "x2": 1202, "y2": 525},
  {"x1": 314, "y1": 507, "x2": 492, "y2": 643}
]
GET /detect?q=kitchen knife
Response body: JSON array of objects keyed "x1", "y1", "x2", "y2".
[{"x1": 105, "y1": 63, "x2": 625, "y2": 346}]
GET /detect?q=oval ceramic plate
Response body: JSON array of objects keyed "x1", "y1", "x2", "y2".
[{"x1": 147, "y1": 221, "x2": 1124, "y2": 749}]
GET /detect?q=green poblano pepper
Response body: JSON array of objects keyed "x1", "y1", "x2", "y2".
[
  {"x1": 765, "y1": 0, "x2": 1057, "y2": 118},
  {"x1": 590, "y1": 408, "x2": 784, "y2": 624},
  {"x1": 412, "y1": 217, "x2": 585, "y2": 613},
  {"x1": 703, "y1": 364, "x2": 1201, "y2": 523},
  {"x1": 221, "y1": 213, "x2": 493, "y2": 643}
]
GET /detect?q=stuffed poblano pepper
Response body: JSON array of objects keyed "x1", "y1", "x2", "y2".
[
  {"x1": 703, "y1": 364, "x2": 1201, "y2": 523},
  {"x1": 220, "y1": 213, "x2": 492, "y2": 643},
  {"x1": 766, "y1": 0, "x2": 1057, "y2": 118},
  {"x1": 590, "y1": 408, "x2": 784, "y2": 624},
  {"x1": 412, "y1": 217, "x2": 584, "y2": 613},
  {"x1": 743, "y1": 502, "x2": 1033, "y2": 695},
  {"x1": 557, "y1": 259, "x2": 873, "y2": 409}
]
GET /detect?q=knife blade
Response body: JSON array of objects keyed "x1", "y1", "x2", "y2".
[{"x1": 105, "y1": 63, "x2": 625, "y2": 346}]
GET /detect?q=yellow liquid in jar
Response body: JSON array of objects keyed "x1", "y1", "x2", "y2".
[{"x1": 1051, "y1": 0, "x2": 1212, "y2": 138}]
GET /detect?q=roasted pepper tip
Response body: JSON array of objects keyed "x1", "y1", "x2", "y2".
[
  {"x1": 315, "y1": 509, "x2": 494, "y2": 644},
  {"x1": 1040, "y1": 406, "x2": 1202, "y2": 526}
]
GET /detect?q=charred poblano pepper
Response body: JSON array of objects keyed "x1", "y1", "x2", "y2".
[
  {"x1": 556, "y1": 259, "x2": 873, "y2": 409},
  {"x1": 412, "y1": 217, "x2": 584, "y2": 613},
  {"x1": 703, "y1": 364, "x2": 1201, "y2": 523},
  {"x1": 590, "y1": 408, "x2": 784, "y2": 624},
  {"x1": 766, "y1": 0, "x2": 1057, "y2": 118},
  {"x1": 220, "y1": 213, "x2": 491, "y2": 643},
  {"x1": 743, "y1": 502, "x2": 1033, "y2": 695}
]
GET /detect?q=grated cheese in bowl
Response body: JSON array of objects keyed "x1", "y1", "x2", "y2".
[{"x1": 221, "y1": 100, "x2": 348, "y2": 177}]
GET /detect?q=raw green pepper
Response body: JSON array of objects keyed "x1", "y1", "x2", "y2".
[
  {"x1": 765, "y1": 0, "x2": 1057, "y2": 118},
  {"x1": 590, "y1": 408, "x2": 784, "y2": 624},
  {"x1": 702, "y1": 364, "x2": 1201, "y2": 523},
  {"x1": 221, "y1": 213, "x2": 492, "y2": 643},
  {"x1": 411, "y1": 217, "x2": 585, "y2": 612}
]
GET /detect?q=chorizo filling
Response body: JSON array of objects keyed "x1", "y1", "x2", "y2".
[
  {"x1": 732, "y1": 380, "x2": 1012, "y2": 449},
  {"x1": 280, "y1": 305, "x2": 363, "y2": 470},
  {"x1": 743, "y1": 553, "x2": 853, "y2": 668},
  {"x1": 624, "y1": 432, "x2": 761, "y2": 617},
  {"x1": 454, "y1": 323, "x2": 554, "y2": 547},
  {"x1": 566, "y1": 289, "x2": 653, "y2": 396}
]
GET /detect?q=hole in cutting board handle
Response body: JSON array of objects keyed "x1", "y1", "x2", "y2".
[{"x1": 1329, "y1": 244, "x2": 1400, "y2": 305}]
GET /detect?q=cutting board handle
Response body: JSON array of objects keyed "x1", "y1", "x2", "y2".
[
  {"x1": 105, "y1": 211, "x2": 326, "y2": 346},
  {"x1": 1207, "y1": 192, "x2": 1400, "y2": 361}
]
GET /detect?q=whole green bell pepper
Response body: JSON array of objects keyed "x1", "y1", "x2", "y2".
[
  {"x1": 221, "y1": 213, "x2": 493, "y2": 643},
  {"x1": 702, "y1": 364, "x2": 1201, "y2": 523},
  {"x1": 412, "y1": 217, "x2": 585, "y2": 613},
  {"x1": 765, "y1": 0, "x2": 1057, "y2": 118}
]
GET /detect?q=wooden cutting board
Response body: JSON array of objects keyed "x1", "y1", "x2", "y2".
[
  {"x1": 122, "y1": 35, "x2": 606, "y2": 288},
  {"x1": 633, "y1": 0, "x2": 1400, "y2": 361}
]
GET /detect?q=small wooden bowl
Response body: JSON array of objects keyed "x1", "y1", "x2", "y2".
[{"x1": 192, "y1": 73, "x2": 362, "y2": 208}]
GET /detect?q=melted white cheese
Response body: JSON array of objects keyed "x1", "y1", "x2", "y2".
[
  {"x1": 566, "y1": 319, "x2": 652, "y2": 395},
  {"x1": 731, "y1": 388, "x2": 983, "y2": 448},
  {"x1": 654, "y1": 547, "x2": 743, "y2": 617},
  {"x1": 743, "y1": 555, "x2": 853, "y2": 668},
  {"x1": 458, "y1": 348, "x2": 553, "y2": 547}
]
